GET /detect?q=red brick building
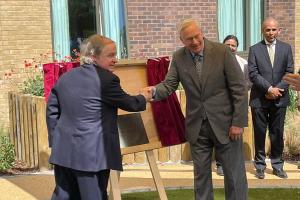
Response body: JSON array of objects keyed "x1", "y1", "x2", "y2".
[{"x1": 0, "y1": 0, "x2": 297, "y2": 127}]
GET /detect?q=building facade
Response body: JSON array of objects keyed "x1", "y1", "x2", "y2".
[{"x1": 0, "y1": 0, "x2": 297, "y2": 128}]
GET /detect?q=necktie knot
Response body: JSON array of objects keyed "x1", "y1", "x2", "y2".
[{"x1": 194, "y1": 54, "x2": 202, "y2": 63}]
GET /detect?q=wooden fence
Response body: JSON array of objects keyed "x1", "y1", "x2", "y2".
[
  {"x1": 8, "y1": 92, "x2": 50, "y2": 170},
  {"x1": 8, "y1": 91, "x2": 254, "y2": 171}
]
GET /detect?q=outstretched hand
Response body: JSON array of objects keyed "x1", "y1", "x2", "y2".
[{"x1": 139, "y1": 86, "x2": 155, "y2": 102}]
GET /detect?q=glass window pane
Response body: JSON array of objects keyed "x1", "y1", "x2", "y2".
[
  {"x1": 250, "y1": 0, "x2": 263, "y2": 46},
  {"x1": 68, "y1": 0, "x2": 97, "y2": 58},
  {"x1": 51, "y1": 0, "x2": 70, "y2": 60},
  {"x1": 217, "y1": 0, "x2": 245, "y2": 51},
  {"x1": 100, "y1": 0, "x2": 128, "y2": 58},
  {"x1": 218, "y1": 0, "x2": 264, "y2": 51}
]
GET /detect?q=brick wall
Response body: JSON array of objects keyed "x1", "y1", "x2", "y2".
[
  {"x1": 265, "y1": 0, "x2": 295, "y2": 53},
  {"x1": 295, "y1": 1, "x2": 300, "y2": 72},
  {"x1": 0, "y1": 1, "x2": 297, "y2": 128},
  {"x1": 0, "y1": 0, "x2": 52, "y2": 128},
  {"x1": 126, "y1": 0, "x2": 218, "y2": 58}
]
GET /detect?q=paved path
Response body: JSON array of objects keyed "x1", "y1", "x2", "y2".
[{"x1": 0, "y1": 162, "x2": 299, "y2": 200}]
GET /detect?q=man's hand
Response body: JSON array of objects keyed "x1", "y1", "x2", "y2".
[
  {"x1": 229, "y1": 126, "x2": 243, "y2": 140},
  {"x1": 283, "y1": 73, "x2": 300, "y2": 91},
  {"x1": 139, "y1": 86, "x2": 155, "y2": 102},
  {"x1": 265, "y1": 87, "x2": 284, "y2": 100}
]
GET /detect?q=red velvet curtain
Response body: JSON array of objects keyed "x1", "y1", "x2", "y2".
[
  {"x1": 146, "y1": 57, "x2": 186, "y2": 146},
  {"x1": 43, "y1": 62, "x2": 80, "y2": 101}
]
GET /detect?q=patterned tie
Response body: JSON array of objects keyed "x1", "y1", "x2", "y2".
[
  {"x1": 194, "y1": 54, "x2": 203, "y2": 79},
  {"x1": 268, "y1": 44, "x2": 275, "y2": 66}
]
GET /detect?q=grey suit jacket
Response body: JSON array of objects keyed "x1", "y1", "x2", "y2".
[
  {"x1": 248, "y1": 40, "x2": 294, "y2": 108},
  {"x1": 46, "y1": 64, "x2": 146, "y2": 172},
  {"x1": 155, "y1": 39, "x2": 248, "y2": 144}
]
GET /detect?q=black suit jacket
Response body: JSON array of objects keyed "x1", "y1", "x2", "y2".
[
  {"x1": 46, "y1": 64, "x2": 146, "y2": 172},
  {"x1": 248, "y1": 40, "x2": 294, "y2": 108}
]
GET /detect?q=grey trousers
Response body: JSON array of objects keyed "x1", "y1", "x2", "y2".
[{"x1": 190, "y1": 120, "x2": 248, "y2": 200}]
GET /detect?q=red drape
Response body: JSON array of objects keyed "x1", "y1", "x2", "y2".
[
  {"x1": 146, "y1": 57, "x2": 186, "y2": 146},
  {"x1": 43, "y1": 62, "x2": 80, "y2": 101}
]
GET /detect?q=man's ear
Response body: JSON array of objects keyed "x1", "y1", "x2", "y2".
[
  {"x1": 278, "y1": 27, "x2": 282, "y2": 34},
  {"x1": 179, "y1": 36, "x2": 183, "y2": 43}
]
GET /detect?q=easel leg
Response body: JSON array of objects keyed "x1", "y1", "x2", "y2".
[
  {"x1": 108, "y1": 170, "x2": 121, "y2": 200},
  {"x1": 145, "y1": 150, "x2": 168, "y2": 200}
]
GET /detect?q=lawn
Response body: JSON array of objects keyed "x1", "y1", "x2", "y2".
[{"x1": 122, "y1": 188, "x2": 300, "y2": 200}]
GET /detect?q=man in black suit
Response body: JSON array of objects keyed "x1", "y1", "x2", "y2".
[
  {"x1": 46, "y1": 35, "x2": 151, "y2": 200},
  {"x1": 248, "y1": 17, "x2": 294, "y2": 179}
]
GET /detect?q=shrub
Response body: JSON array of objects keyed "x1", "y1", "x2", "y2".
[
  {"x1": 284, "y1": 111, "x2": 300, "y2": 158},
  {"x1": 0, "y1": 136, "x2": 15, "y2": 171},
  {"x1": 288, "y1": 89, "x2": 298, "y2": 112},
  {"x1": 22, "y1": 74, "x2": 44, "y2": 96}
]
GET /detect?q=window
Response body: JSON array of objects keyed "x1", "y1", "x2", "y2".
[
  {"x1": 51, "y1": 0, "x2": 128, "y2": 60},
  {"x1": 217, "y1": 0, "x2": 264, "y2": 51}
]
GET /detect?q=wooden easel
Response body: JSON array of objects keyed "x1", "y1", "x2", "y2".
[
  {"x1": 108, "y1": 150, "x2": 168, "y2": 200},
  {"x1": 106, "y1": 60, "x2": 170, "y2": 200}
]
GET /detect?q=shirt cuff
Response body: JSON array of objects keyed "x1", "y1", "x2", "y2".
[{"x1": 267, "y1": 86, "x2": 273, "y2": 93}]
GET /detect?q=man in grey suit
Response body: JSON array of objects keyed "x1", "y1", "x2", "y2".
[
  {"x1": 147, "y1": 19, "x2": 248, "y2": 200},
  {"x1": 46, "y1": 35, "x2": 151, "y2": 200},
  {"x1": 248, "y1": 17, "x2": 294, "y2": 179}
]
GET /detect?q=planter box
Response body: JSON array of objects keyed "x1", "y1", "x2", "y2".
[
  {"x1": 8, "y1": 92, "x2": 51, "y2": 170},
  {"x1": 8, "y1": 91, "x2": 254, "y2": 171},
  {"x1": 8, "y1": 91, "x2": 193, "y2": 171}
]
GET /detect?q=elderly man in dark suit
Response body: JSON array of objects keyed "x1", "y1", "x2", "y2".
[
  {"x1": 46, "y1": 35, "x2": 151, "y2": 200},
  {"x1": 146, "y1": 19, "x2": 248, "y2": 200},
  {"x1": 248, "y1": 17, "x2": 294, "y2": 179}
]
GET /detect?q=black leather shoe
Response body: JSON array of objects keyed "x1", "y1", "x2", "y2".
[
  {"x1": 216, "y1": 166, "x2": 224, "y2": 176},
  {"x1": 255, "y1": 169, "x2": 265, "y2": 179},
  {"x1": 273, "y1": 169, "x2": 288, "y2": 179}
]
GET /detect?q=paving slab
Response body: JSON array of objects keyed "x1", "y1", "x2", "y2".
[{"x1": 0, "y1": 162, "x2": 299, "y2": 200}]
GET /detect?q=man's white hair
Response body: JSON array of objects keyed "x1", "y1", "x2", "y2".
[{"x1": 178, "y1": 18, "x2": 202, "y2": 34}]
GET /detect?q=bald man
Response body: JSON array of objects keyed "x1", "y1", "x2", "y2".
[{"x1": 248, "y1": 17, "x2": 294, "y2": 179}]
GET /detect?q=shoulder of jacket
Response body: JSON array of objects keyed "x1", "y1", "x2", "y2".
[{"x1": 276, "y1": 40, "x2": 291, "y2": 48}]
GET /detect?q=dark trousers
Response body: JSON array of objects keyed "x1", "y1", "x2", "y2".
[
  {"x1": 251, "y1": 106, "x2": 286, "y2": 171},
  {"x1": 52, "y1": 165, "x2": 110, "y2": 200},
  {"x1": 215, "y1": 154, "x2": 222, "y2": 167},
  {"x1": 190, "y1": 120, "x2": 248, "y2": 200}
]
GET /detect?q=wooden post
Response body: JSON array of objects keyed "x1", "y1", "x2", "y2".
[
  {"x1": 243, "y1": 109, "x2": 254, "y2": 160},
  {"x1": 108, "y1": 170, "x2": 121, "y2": 200},
  {"x1": 145, "y1": 150, "x2": 168, "y2": 200},
  {"x1": 36, "y1": 97, "x2": 51, "y2": 171},
  {"x1": 31, "y1": 97, "x2": 39, "y2": 168}
]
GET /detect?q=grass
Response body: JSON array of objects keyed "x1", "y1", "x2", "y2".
[{"x1": 122, "y1": 188, "x2": 300, "y2": 200}]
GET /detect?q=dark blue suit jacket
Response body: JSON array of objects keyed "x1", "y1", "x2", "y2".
[
  {"x1": 46, "y1": 64, "x2": 146, "y2": 172},
  {"x1": 248, "y1": 40, "x2": 294, "y2": 108}
]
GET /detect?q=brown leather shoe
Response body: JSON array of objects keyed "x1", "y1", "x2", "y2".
[{"x1": 273, "y1": 169, "x2": 288, "y2": 179}]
